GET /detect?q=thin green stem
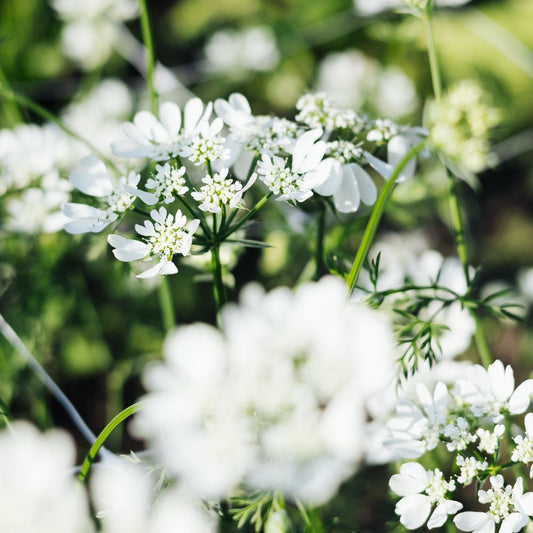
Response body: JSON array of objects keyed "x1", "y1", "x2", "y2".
[
  {"x1": 78, "y1": 402, "x2": 143, "y2": 482},
  {"x1": 158, "y1": 276, "x2": 176, "y2": 332},
  {"x1": 423, "y1": 11, "x2": 492, "y2": 366},
  {"x1": 222, "y1": 192, "x2": 273, "y2": 240},
  {"x1": 347, "y1": 143, "x2": 425, "y2": 294},
  {"x1": 314, "y1": 201, "x2": 327, "y2": 280},
  {"x1": 211, "y1": 245, "x2": 226, "y2": 313},
  {"x1": 0, "y1": 86, "x2": 118, "y2": 171},
  {"x1": 423, "y1": 12, "x2": 442, "y2": 103},
  {"x1": 0, "y1": 65, "x2": 24, "y2": 124},
  {"x1": 139, "y1": 0, "x2": 157, "y2": 114}
]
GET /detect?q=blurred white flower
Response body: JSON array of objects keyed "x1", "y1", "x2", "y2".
[
  {"x1": 0, "y1": 421, "x2": 92, "y2": 533},
  {"x1": 90, "y1": 460, "x2": 217, "y2": 533},
  {"x1": 353, "y1": 0, "x2": 472, "y2": 16},
  {"x1": 51, "y1": 0, "x2": 139, "y2": 69},
  {"x1": 204, "y1": 26, "x2": 279, "y2": 76},
  {"x1": 134, "y1": 276, "x2": 395, "y2": 505},
  {"x1": 6, "y1": 170, "x2": 72, "y2": 234},
  {"x1": 512, "y1": 413, "x2": 533, "y2": 477}
]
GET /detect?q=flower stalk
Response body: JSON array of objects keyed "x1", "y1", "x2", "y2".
[{"x1": 139, "y1": 0, "x2": 157, "y2": 114}]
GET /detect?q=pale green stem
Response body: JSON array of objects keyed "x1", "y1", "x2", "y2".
[
  {"x1": 211, "y1": 245, "x2": 226, "y2": 313},
  {"x1": 347, "y1": 143, "x2": 425, "y2": 294},
  {"x1": 0, "y1": 65, "x2": 24, "y2": 124},
  {"x1": 158, "y1": 276, "x2": 176, "y2": 332},
  {"x1": 139, "y1": 0, "x2": 157, "y2": 114},
  {"x1": 78, "y1": 402, "x2": 143, "y2": 482},
  {"x1": 423, "y1": 11, "x2": 492, "y2": 366}
]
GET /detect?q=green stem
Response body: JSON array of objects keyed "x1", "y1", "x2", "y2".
[
  {"x1": 0, "y1": 86, "x2": 117, "y2": 171},
  {"x1": 0, "y1": 65, "x2": 24, "y2": 124},
  {"x1": 346, "y1": 143, "x2": 425, "y2": 294},
  {"x1": 314, "y1": 200, "x2": 327, "y2": 280},
  {"x1": 158, "y1": 276, "x2": 176, "y2": 332},
  {"x1": 222, "y1": 192, "x2": 273, "y2": 240},
  {"x1": 423, "y1": 11, "x2": 492, "y2": 366},
  {"x1": 139, "y1": 0, "x2": 157, "y2": 114},
  {"x1": 211, "y1": 245, "x2": 226, "y2": 313},
  {"x1": 78, "y1": 402, "x2": 143, "y2": 482},
  {"x1": 423, "y1": 11, "x2": 442, "y2": 103}
]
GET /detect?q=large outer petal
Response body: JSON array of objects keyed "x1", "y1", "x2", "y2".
[
  {"x1": 389, "y1": 462, "x2": 428, "y2": 496},
  {"x1": 333, "y1": 165, "x2": 360, "y2": 213},
  {"x1": 395, "y1": 493, "x2": 431, "y2": 530},
  {"x1": 352, "y1": 163, "x2": 377, "y2": 205},
  {"x1": 388, "y1": 135, "x2": 416, "y2": 182},
  {"x1": 454, "y1": 511, "x2": 493, "y2": 532},
  {"x1": 159, "y1": 102, "x2": 182, "y2": 140},
  {"x1": 508, "y1": 379, "x2": 533, "y2": 414}
]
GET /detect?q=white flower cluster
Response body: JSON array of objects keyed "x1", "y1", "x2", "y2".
[
  {"x1": 0, "y1": 421, "x2": 217, "y2": 532},
  {"x1": 57, "y1": 91, "x2": 427, "y2": 279},
  {"x1": 134, "y1": 276, "x2": 396, "y2": 505},
  {"x1": 387, "y1": 360, "x2": 533, "y2": 530}
]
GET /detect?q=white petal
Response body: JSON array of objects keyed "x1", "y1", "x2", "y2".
[
  {"x1": 314, "y1": 160, "x2": 342, "y2": 196},
  {"x1": 229, "y1": 93, "x2": 251, "y2": 113},
  {"x1": 488, "y1": 360, "x2": 514, "y2": 402},
  {"x1": 526, "y1": 413, "x2": 533, "y2": 436},
  {"x1": 159, "y1": 101, "x2": 182, "y2": 139},
  {"x1": 396, "y1": 494, "x2": 431, "y2": 530},
  {"x1": 134, "y1": 111, "x2": 167, "y2": 142},
  {"x1": 508, "y1": 379, "x2": 533, "y2": 414},
  {"x1": 159, "y1": 261, "x2": 178, "y2": 275},
  {"x1": 351, "y1": 164, "x2": 377, "y2": 205},
  {"x1": 389, "y1": 467, "x2": 427, "y2": 496},
  {"x1": 517, "y1": 492, "x2": 533, "y2": 515},
  {"x1": 454, "y1": 512, "x2": 492, "y2": 532},
  {"x1": 333, "y1": 166, "x2": 360, "y2": 214},
  {"x1": 62, "y1": 202, "x2": 101, "y2": 219},
  {"x1": 292, "y1": 129, "x2": 323, "y2": 172},
  {"x1": 184, "y1": 98, "x2": 204, "y2": 136},
  {"x1": 365, "y1": 151, "x2": 393, "y2": 180},
  {"x1": 388, "y1": 135, "x2": 416, "y2": 182},
  {"x1": 69, "y1": 170, "x2": 113, "y2": 197},
  {"x1": 136, "y1": 263, "x2": 164, "y2": 278}
]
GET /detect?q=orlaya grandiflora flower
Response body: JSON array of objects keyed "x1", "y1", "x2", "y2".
[
  {"x1": 454, "y1": 359, "x2": 533, "y2": 422},
  {"x1": 314, "y1": 140, "x2": 377, "y2": 213},
  {"x1": 111, "y1": 98, "x2": 211, "y2": 161},
  {"x1": 63, "y1": 155, "x2": 157, "y2": 234},
  {"x1": 454, "y1": 475, "x2": 533, "y2": 533},
  {"x1": 107, "y1": 206, "x2": 199, "y2": 278},
  {"x1": 256, "y1": 128, "x2": 332, "y2": 202},
  {"x1": 389, "y1": 462, "x2": 462, "y2": 530}
]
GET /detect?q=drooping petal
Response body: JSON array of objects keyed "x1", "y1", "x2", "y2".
[
  {"x1": 365, "y1": 151, "x2": 393, "y2": 180},
  {"x1": 314, "y1": 159, "x2": 342, "y2": 196},
  {"x1": 351, "y1": 164, "x2": 377, "y2": 205},
  {"x1": 333, "y1": 165, "x2": 360, "y2": 214},
  {"x1": 454, "y1": 511, "x2": 492, "y2": 532},
  {"x1": 508, "y1": 379, "x2": 533, "y2": 414},
  {"x1": 396, "y1": 494, "x2": 431, "y2": 530},
  {"x1": 292, "y1": 129, "x2": 323, "y2": 173},
  {"x1": 388, "y1": 135, "x2": 416, "y2": 182}
]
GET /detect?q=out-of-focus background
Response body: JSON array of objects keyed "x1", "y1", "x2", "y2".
[{"x1": 0, "y1": 0, "x2": 532, "y2": 528}]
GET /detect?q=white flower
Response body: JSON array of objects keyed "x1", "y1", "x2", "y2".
[
  {"x1": 456, "y1": 455, "x2": 488, "y2": 485},
  {"x1": 444, "y1": 417, "x2": 475, "y2": 452},
  {"x1": 390, "y1": 462, "x2": 462, "y2": 529},
  {"x1": 181, "y1": 117, "x2": 230, "y2": 166},
  {"x1": 512, "y1": 413, "x2": 533, "y2": 476},
  {"x1": 314, "y1": 141, "x2": 377, "y2": 213},
  {"x1": 257, "y1": 128, "x2": 331, "y2": 202},
  {"x1": 476, "y1": 425, "x2": 505, "y2": 455},
  {"x1": 454, "y1": 475, "x2": 533, "y2": 533},
  {"x1": 455, "y1": 360, "x2": 533, "y2": 421},
  {"x1": 0, "y1": 421, "x2": 92, "y2": 533},
  {"x1": 107, "y1": 207, "x2": 200, "y2": 278},
  {"x1": 111, "y1": 99, "x2": 211, "y2": 161},
  {"x1": 191, "y1": 168, "x2": 256, "y2": 213},
  {"x1": 63, "y1": 156, "x2": 155, "y2": 234},
  {"x1": 145, "y1": 163, "x2": 189, "y2": 204},
  {"x1": 134, "y1": 276, "x2": 395, "y2": 505},
  {"x1": 90, "y1": 460, "x2": 217, "y2": 533}
]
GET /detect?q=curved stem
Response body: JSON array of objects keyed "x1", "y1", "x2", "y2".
[
  {"x1": 0, "y1": 86, "x2": 118, "y2": 171},
  {"x1": 222, "y1": 192, "x2": 273, "y2": 240},
  {"x1": 78, "y1": 402, "x2": 143, "y2": 482},
  {"x1": 346, "y1": 143, "x2": 425, "y2": 294},
  {"x1": 139, "y1": 0, "x2": 157, "y2": 114}
]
